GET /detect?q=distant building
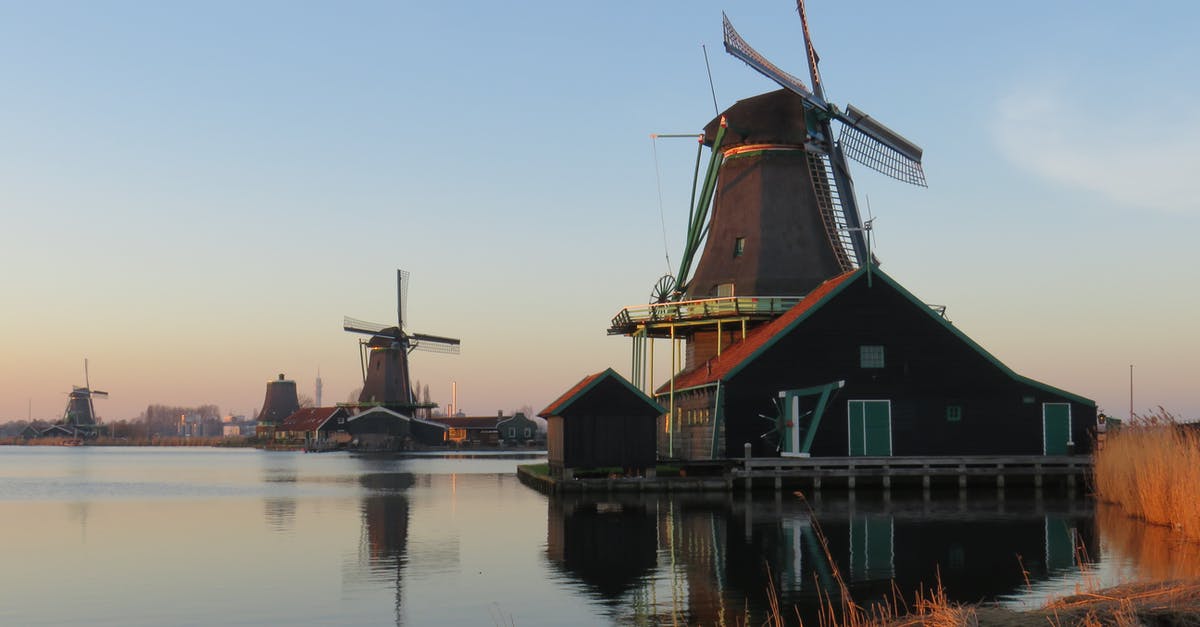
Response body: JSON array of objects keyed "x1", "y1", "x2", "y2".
[
  {"x1": 344, "y1": 406, "x2": 448, "y2": 450},
  {"x1": 432, "y1": 414, "x2": 501, "y2": 446},
  {"x1": 278, "y1": 407, "x2": 351, "y2": 449},
  {"x1": 497, "y1": 412, "x2": 541, "y2": 445}
]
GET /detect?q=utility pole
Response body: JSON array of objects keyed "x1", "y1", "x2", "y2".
[{"x1": 1128, "y1": 364, "x2": 1134, "y2": 422}]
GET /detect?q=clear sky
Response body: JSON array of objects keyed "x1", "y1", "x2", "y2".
[{"x1": 2, "y1": 1, "x2": 1197, "y2": 422}]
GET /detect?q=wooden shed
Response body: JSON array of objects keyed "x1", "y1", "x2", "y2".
[
  {"x1": 540, "y1": 369, "x2": 665, "y2": 479},
  {"x1": 659, "y1": 265, "x2": 1097, "y2": 460}
]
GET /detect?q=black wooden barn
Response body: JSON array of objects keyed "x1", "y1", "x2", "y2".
[
  {"x1": 344, "y1": 406, "x2": 448, "y2": 449},
  {"x1": 660, "y1": 266, "x2": 1096, "y2": 460},
  {"x1": 540, "y1": 369, "x2": 664, "y2": 479}
]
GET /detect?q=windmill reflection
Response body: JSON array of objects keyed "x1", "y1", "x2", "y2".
[
  {"x1": 357, "y1": 472, "x2": 414, "y2": 625},
  {"x1": 260, "y1": 453, "x2": 299, "y2": 533},
  {"x1": 546, "y1": 493, "x2": 1097, "y2": 625}
]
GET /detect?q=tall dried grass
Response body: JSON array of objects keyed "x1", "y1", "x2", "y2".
[{"x1": 1092, "y1": 408, "x2": 1200, "y2": 540}]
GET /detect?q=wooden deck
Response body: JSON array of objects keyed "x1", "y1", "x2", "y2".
[
  {"x1": 733, "y1": 454, "x2": 1091, "y2": 492},
  {"x1": 519, "y1": 454, "x2": 1093, "y2": 495}
]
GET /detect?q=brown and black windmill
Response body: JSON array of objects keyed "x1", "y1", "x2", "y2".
[
  {"x1": 611, "y1": 1, "x2": 929, "y2": 396},
  {"x1": 344, "y1": 270, "x2": 460, "y2": 414},
  {"x1": 59, "y1": 359, "x2": 107, "y2": 438},
  {"x1": 667, "y1": 1, "x2": 928, "y2": 305}
]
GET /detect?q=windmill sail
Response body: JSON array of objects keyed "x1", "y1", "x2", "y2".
[
  {"x1": 409, "y1": 333, "x2": 461, "y2": 354},
  {"x1": 723, "y1": 13, "x2": 927, "y2": 189},
  {"x1": 344, "y1": 316, "x2": 393, "y2": 336},
  {"x1": 722, "y1": 14, "x2": 822, "y2": 105},
  {"x1": 837, "y1": 105, "x2": 927, "y2": 187}
]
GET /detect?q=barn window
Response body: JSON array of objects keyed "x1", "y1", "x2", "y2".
[
  {"x1": 734, "y1": 237, "x2": 746, "y2": 257},
  {"x1": 859, "y1": 345, "x2": 885, "y2": 368},
  {"x1": 716, "y1": 283, "x2": 734, "y2": 298},
  {"x1": 946, "y1": 405, "x2": 962, "y2": 422}
]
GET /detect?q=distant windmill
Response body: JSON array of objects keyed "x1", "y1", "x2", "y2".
[
  {"x1": 666, "y1": 1, "x2": 926, "y2": 302},
  {"x1": 60, "y1": 359, "x2": 107, "y2": 437},
  {"x1": 344, "y1": 270, "x2": 460, "y2": 412}
]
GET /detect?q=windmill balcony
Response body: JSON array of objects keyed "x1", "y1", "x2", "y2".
[{"x1": 608, "y1": 295, "x2": 802, "y2": 337}]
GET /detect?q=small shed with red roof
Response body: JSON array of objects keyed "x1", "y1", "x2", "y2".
[
  {"x1": 540, "y1": 369, "x2": 665, "y2": 479},
  {"x1": 660, "y1": 265, "x2": 1096, "y2": 460},
  {"x1": 279, "y1": 406, "x2": 350, "y2": 449}
]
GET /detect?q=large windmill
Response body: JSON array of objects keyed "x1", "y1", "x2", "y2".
[
  {"x1": 344, "y1": 270, "x2": 460, "y2": 413},
  {"x1": 668, "y1": 1, "x2": 926, "y2": 303},
  {"x1": 609, "y1": 1, "x2": 927, "y2": 420},
  {"x1": 59, "y1": 359, "x2": 107, "y2": 437}
]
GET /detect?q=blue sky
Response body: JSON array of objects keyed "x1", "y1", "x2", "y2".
[{"x1": 1, "y1": 1, "x2": 1197, "y2": 422}]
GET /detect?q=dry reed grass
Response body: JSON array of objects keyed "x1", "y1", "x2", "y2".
[{"x1": 1092, "y1": 408, "x2": 1200, "y2": 540}]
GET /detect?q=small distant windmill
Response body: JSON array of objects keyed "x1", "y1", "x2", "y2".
[
  {"x1": 344, "y1": 270, "x2": 460, "y2": 411},
  {"x1": 60, "y1": 359, "x2": 107, "y2": 436}
]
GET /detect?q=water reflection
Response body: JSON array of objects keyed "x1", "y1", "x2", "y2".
[
  {"x1": 262, "y1": 497, "x2": 297, "y2": 532},
  {"x1": 1098, "y1": 503, "x2": 1200, "y2": 581},
  {"x1": 545, "y1": 492, "x2": 1098, "y2": 625},
  {"x1": 357, "y1": 472, "x2": 415, "y2": 626},
  {"x1": 260, "y1": 452, "x2": 299, "y2": 532},
  {"x1": 546, "y1": 497, "x2": 658, "y2": 602}
]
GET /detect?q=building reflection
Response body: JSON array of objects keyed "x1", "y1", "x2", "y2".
[
  {"x1": 546, "y1": 492, "x2": 1097, "y2": 625},
  {"x1": 546, "y1": 496, "x2": 658, "y2": 602}
]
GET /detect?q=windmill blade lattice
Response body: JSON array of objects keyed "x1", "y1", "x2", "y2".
[
  {"x1": 343, "y1": 316, "x2": 393, "y2": 336},
  {"x1": 722, "y1": 14, "x2": 821, "y2": 104},
  {"x1": 409, "y1": 333, "x2": 461, "y2": 355},
  {"x1": 837, "y1": 105, "x2": 927, "y2": 187}
]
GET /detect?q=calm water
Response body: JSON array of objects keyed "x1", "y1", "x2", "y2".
[{"x1": 0, "y1": 447, "x2": 1182, "y2": 625}]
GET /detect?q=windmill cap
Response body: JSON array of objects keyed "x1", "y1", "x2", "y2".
[{"x1": 703, "y1": 89, "x2": 811, "y2": 149}]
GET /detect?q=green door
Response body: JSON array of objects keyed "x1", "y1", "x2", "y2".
[
  {"x1": 848, "y1": 400, "x2": 892, "y2": 456},
  {"x1": 850, "y1": 515, "x2": 895, "y2": 580},
  {"x1": 1044, "y1": 515, "x2": 1076, "y2": 572},
  {"x1": 1043, "y1": 403, "x2": 1071, "y2": 455}
]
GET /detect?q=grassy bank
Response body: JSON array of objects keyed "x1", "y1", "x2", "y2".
[{"x1": 1092, "y1": 410, "x2": 1200, "y2": 540}]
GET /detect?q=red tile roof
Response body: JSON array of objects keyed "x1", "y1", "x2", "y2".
[
  {"x1": 662, "y1": 270, "x2": 859, "y2": 393},
  {"x1": 280, "y1": 407, "x2": 345, "y2": 432},
  {"x1": 539, "y1": 370, "x2": 606, "y2": 418}
]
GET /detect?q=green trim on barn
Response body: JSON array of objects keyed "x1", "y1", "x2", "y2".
[
  {"x1": 545, "y1": 368, "x2": 666, "y2": 418},
  {"x1": 722, "y1": 264, "x2": 1095, "y2": 408}
]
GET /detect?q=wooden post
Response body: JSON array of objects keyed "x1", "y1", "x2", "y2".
[{"x1": 743, "y1": 443, "x2": 752, "y2": 491}]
